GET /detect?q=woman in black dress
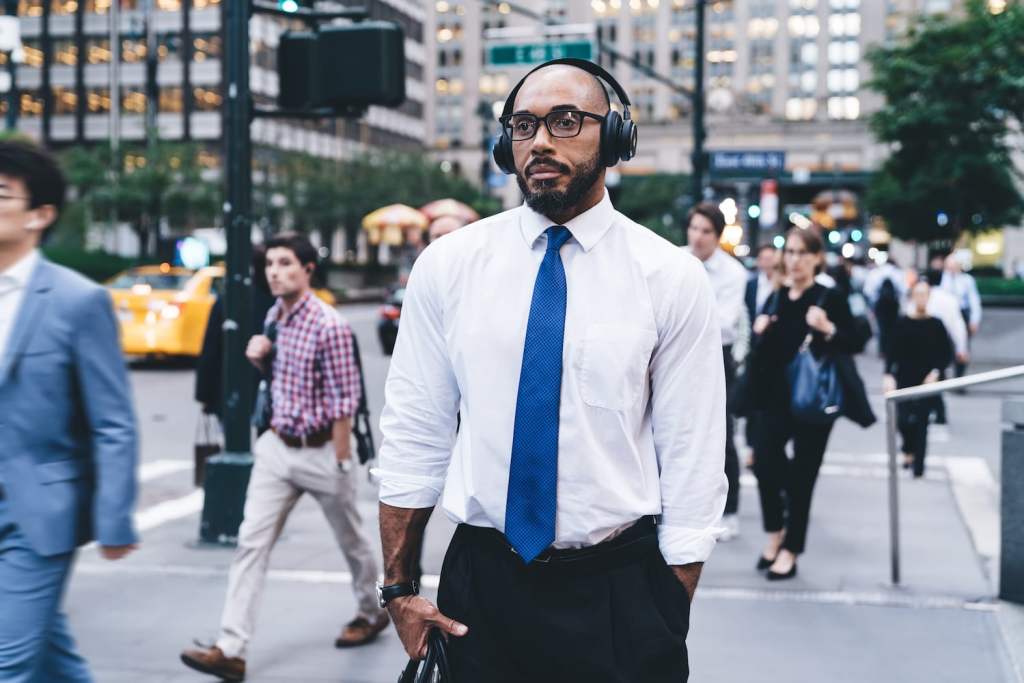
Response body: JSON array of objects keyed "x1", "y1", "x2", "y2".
[
  {"x1": 749, "y1": 227, "x2": 860, "y2": 580},
  {"x1": 883, "y1": 280, "x2": 952, "y2": 478}
]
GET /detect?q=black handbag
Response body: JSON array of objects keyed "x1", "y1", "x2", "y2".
[
  {"x1": 785, "y1": 290, "x2": 844, "y2": 425},
  {"x1": 251, "y1": 321, "x2": 277, "y2": 434},
  {"x1": 398, "y1": 629, "x2": 453, "y2": 683},
  {"x1": 350, "y1": 332, "x2": 376, "y2": 465}
]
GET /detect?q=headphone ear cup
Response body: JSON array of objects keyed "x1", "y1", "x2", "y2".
[
  {"x1": 492, "y1": 132, "x2": 515, "y2": 175},
  {"x1": 619, "y1": 119, "x2": 637, "y2": 162},
  {"x1": 601, "y1": 111, "x2": 623, "y2": 168}
]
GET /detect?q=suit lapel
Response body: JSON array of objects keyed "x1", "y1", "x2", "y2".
[{"x1": 0, "y1": 257, "x2": 53, "y2": 384}]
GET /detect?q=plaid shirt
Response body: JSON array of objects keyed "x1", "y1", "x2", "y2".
[{"x1": 266, "y1": 291, "x2": 361, "y2": 438}]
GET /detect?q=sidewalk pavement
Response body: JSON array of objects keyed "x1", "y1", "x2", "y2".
[{"x1": 67, "y1": 315, "x2": 1024, "y2": 682}]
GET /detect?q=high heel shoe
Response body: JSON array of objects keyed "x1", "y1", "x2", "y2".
[
  {"x1": 766, "y1": 562, "x2": 798, "y2": 581},
  {"x1": 756, "y1": 555, "x2": 776, "y2": 571}
]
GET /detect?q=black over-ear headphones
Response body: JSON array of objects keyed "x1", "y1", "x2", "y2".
[{"x1": 492, "y1": 58, "x2": 638, "y2": 175}]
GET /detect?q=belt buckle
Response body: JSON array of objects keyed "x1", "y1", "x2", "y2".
[{"x1": 509, "y1": 546, "x2": 552, "y2": 564}]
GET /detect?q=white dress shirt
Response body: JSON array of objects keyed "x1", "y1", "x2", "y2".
[
  {"x1": 377, "y1": 191, "x2": 727, "y2": 565},
  {"x1": 686, "y1": 247, "x2": 747, "y2": 347},
  {"x1": 0, "y1": 249, "x2": 38, "y2": 359},
  {"x1": 939, "y1": 271, "x2": 982, "y2": 327},
  {"x1": 923, "y1": 288, "x2": 968, "y2": 356}
]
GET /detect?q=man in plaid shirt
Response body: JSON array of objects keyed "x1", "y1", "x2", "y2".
[{"x1": 182, "y1": 233, "x2": 388, "y2": 682}]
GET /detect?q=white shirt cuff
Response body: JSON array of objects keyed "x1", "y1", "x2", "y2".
[
  {"x1": 657, "y1": 523, "x2": 725, "y2": 565},
  {"x1": 374, "y1": 468, "x2": 445, "y2": 509}
]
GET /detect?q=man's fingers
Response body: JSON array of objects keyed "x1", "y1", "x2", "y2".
[{"x1": 431, "y1": 613, "x2": 468, "y2": 637}]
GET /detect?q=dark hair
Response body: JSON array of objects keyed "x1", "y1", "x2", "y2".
[
  {"x1": 755, "y1": 244, "x2": 777, "y2": 257},
  {"x1": 687, "y1": 201, "x2": 726, "y2": 237},
  {"x1": 0, "y1": 139, "x2": 66, "y2": 239},
  {"x1": 783, "y1": 226, "x2": 825, "y2": 275},
  {"x1": 264, "y1": 232, "x2": 317, "y2": 267}
]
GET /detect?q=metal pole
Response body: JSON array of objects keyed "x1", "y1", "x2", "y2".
[
  {"x1": 110, "y1": 0, "x2": 121, "y2": 235},
  {"x1": 144, "y1": 0, "x2": 157, "y2": 145},
  {"x1": 691, "y1": 0, "x2": 706, "y2": 208},
  {"x1": 4, "y1": 0, "x2": 18, "y2": 131},
  {"x1": 198, "y1": 0, "x2": 254, "y2": 546},
  {"x1": 885, "y1": 398, "x2": 901, "y2": 585}
]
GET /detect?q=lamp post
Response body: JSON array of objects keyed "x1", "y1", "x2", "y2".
[{"x1": 690, "y1": 0, "x2": 706, "y2": 208}]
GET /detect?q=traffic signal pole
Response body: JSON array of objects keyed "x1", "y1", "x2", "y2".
[
  {"x1": 198, "y1": 0, "x2": 254, "y2": 545},
  {"x1": 691, "y1": 0, "x2": 706, "y2": 209}
]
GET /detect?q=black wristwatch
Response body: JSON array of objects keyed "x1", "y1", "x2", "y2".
[{"x1": 377, "y1": 580, "x2": 419, "y2": 608}]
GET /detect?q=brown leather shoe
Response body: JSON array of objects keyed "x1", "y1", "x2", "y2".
[
  {"x1": 334, "y1": 612, "x2": 390, "y2": 648},
  {"x1": 180, "y1": 645, "x2": 246, "y2": 682}
]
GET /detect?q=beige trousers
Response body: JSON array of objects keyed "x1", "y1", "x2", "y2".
[{"x1": 216, "y1": 430, "x2": 383, "y2": 658}]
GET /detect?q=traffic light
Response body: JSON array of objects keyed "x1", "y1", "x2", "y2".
[{"x1": 278, "y1": 22, "x2": 405, "y2": 112}]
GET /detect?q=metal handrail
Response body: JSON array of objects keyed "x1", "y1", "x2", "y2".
[{"x1": 883, "y1": 364, "x2": 1024, "y2": 585}]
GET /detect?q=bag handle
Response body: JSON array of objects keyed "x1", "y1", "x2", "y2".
[{"x1": 397, "y1": 629, "x2": 453, "y2": 683}]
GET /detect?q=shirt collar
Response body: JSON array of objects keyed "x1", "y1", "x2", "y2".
[
  {"x1": 275, "y1": 290, "x2": 316, "y2": 326},
  {"x1": 518, "y1": 189, "x2": 616, "y2": 253},
  {"x1": 0, "y1": 249, "x2": 39, "y2": 289}
]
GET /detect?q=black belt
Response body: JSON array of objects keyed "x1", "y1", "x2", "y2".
[{"x1": 458, "y1": 516, "x2": 659, "y2": 572}]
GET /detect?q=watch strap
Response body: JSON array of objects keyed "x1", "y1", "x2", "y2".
[{"x1": 378, "y1": 580, "x2": 418, "y2": 607}]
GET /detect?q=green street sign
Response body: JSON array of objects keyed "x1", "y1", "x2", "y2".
[{"x1": 488, "y1": 41, "x2": 593, "y2": 66}]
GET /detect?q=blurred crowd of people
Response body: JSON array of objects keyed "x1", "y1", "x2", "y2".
[{"x1": 688, "y1": 201, "x2": 983, "y2": 581}]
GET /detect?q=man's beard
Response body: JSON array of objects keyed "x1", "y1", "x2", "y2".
[{"x1": 516, "y1": 154, "x2": 602, "y2": 219}]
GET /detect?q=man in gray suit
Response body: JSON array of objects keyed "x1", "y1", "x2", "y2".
[{"x1": 0, "y1": 140, "x2": 139, "y2": 682}]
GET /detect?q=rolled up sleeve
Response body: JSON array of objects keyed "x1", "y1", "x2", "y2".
[
  {"x1": 376, "y1": 245, "x2": 461, "y2": 509},
  {"x1": 650, "y1": 254, "x2": 728, "y2": 565},
  {"x1": 319, "y1": 321, "x2": 361, "y2": 420}
]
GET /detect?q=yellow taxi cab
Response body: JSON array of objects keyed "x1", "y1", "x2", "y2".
[
  {"x1": 107, "y1": 263, "x2": 221, "y2": 357},
  {"x1": 107, "y1": 263, "x2": 338, "y2": 358}
]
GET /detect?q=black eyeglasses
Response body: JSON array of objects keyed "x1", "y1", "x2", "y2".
[{"x1": 499, "y1": 110, "x2": 606, "y2": 141}]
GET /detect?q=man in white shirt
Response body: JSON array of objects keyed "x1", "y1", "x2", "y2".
[
  {"x1": 376, "y1": 59, "x2": 726, "y2": 682},
  {"x1": 685, "y1": 203, "x2": 748, "y2": 540},
  {"x1": 940, "y1": 254, "x2": 982, "y2": 382},
  {"x1": 745, "y1": 245, "x2": 778, "y2": 325}
]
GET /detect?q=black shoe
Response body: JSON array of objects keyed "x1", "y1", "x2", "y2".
[
  {"x1": 756, "y1": 555, "x2": 776, "y2": 571},
  {"x1": 766, "y1": 563, "x2": 797, "y2": 581}
]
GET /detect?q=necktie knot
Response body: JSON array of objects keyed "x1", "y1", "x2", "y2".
[{"x1": 545, "y1": 226, "x2": 572, "y2": 252}]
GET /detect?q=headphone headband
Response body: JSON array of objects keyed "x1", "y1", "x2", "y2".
[{"x1": 499, "y1": 58, "x2": 632, "y2": 120}]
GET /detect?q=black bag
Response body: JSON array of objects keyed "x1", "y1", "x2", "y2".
[
  {"x1": 350, "y1": 332, "x2": 376, "y2": 465},
  {"x1": 398, "y1": 629, "x2": 453, "y2": 683},
  {"x1": 729, "y1": 290, "x2": 780, "y2": 417},
  {"x1": 251, "y1": 320, "x2": 278, "y2": 434},
  {"x1": 193, "y1": 412, "x2": 222, "y2": 487}
]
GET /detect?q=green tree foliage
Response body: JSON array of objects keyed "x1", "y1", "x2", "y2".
[
  {"x1": 865, "y1": 0, "x2": 1024, "y2": 242},
  {"x1": 61, "y1": 142, "x2": 220, "y2": 257},
  {"x1": 612, "y1": 173, "x2": 691, "y2": 243}
]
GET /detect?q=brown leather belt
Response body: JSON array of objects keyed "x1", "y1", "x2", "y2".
[{"x1": 273, "y1": 428, "x2": 332, "y2": 449}]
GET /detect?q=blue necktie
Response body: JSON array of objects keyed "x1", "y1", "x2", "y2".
[{"x1": 505, "y1": 225, "x2": 573, "y2": 564}]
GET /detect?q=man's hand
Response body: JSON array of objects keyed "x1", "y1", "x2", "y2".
[
  {"x1": 753, "y1": 314, "x2": 772, "y2": 335},
  {"x1": 882, "y1": 374, "x2": 897, "y2": 394},
  {"x1": 245, "y1": 335, "x2": 273, "y2": 370},
  {"x1": 956, "y1": 351, "x2": 970, "y2": 364},
  {"x1": 388, "y1": 595, "x2": 468, "y2": 660},
  {"x1": 669, "y1": 562, "x2": 703, "y2": 602},
  {"x1": 100, "y1": 544, "x2": 137, "y2": 561},
  {"x1": 924, "y1": 370, "x2": 940, "y2": 385},
  {"x1": 969, "y1": 322, "x2": 979, "y2": 336}
]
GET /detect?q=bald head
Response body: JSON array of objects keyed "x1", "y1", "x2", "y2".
[{"x1": 512, "y1": 64, "x2": 611, "y2": 116}]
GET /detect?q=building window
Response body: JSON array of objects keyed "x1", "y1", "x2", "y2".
[
  {"x1": 158, "y1": 34, "x2": 184, "y2": 61},
  {"x1": 54, "y1": 40, "x2": 77, "y2": 66},
  {"x1": 192, "y1": 0, "x2": 219, "y2": 7},
  {"x1": 53, "y1": 87, "x2": 77, "y2": 114},
  {"x1": 18, "y1": 0, "x2": 44, "y2": 16},
  {"x1": 160, "y1": 87, "x2": 183, "y2": 113},
  {"x1": 22, "y1": 40, "x2": 44, "y2": 68},
  {"x1": 87, "y1": 88, "x2": 111, "y2": 113},
  {"x1": 85, "y1": 39, "x2": 111, "y2": 64},
  {"x1": 122, "y1": 39, "x2": 147, "y2": 64},
  {"x1": 193, "y1": 34, "x2": 222, "y2": 61},
  {"x1": 155, "y1": 0, "x2": 182, "y2": 9},
  {"x1": 193, "y1": 86, "x2": 222, "y2": 111},
  {"x1": 828, "y1": 95, "x2": 859, "y2": 119},
  {"x1": 785, "y1": 97, "x2": 817, "y2": 120},
  {"x1": 20, "y1": 90, "x2": 44, "y2": 118},
  {"x1": 86, "y1": 0, "x2": 140, "y2": 11},
  {"x1": 122, "y1": 88, "x2": 146, "y2": 114},
  {"x1": 50, "y1": 0, "x2": 77, "y2": 15}
]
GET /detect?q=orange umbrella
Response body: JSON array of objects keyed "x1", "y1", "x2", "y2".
[
  {"x1": 419, "y1": 198, "x2": 479, "y2": 224},
  {"x1": 362, "y1": 204, "x2": 428, "y2": 246}
]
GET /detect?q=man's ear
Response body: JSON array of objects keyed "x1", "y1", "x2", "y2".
[{"x1": 25, "y1": 205, "x2": 57, "y2": 234}]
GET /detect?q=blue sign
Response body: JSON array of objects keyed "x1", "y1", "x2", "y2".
[{"x1": 709, "y1": 150, "x2": 786, "y2": 176}]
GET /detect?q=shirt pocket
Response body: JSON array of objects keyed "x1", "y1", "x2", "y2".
[{"x1": 579, "y1": 323, "x2": 658, "y2": 411}]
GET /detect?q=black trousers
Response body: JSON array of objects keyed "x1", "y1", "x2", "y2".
[
  {"x1": 723, "y1": 346, "x2": 740, "y2": 515},
  {"x1": 753, "y1": 410, "x2": 834, "y2": 555},
  {"x1": 898, "y1": 399, "x2": 930, "y2": 477},
  {"x1": 437, "y1": 520, "x2": 690, "y2": 683}
]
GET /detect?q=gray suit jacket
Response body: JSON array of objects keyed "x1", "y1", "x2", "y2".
[{"x1": 0, "y1": 256, "x2": 138, "y2": 557}]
